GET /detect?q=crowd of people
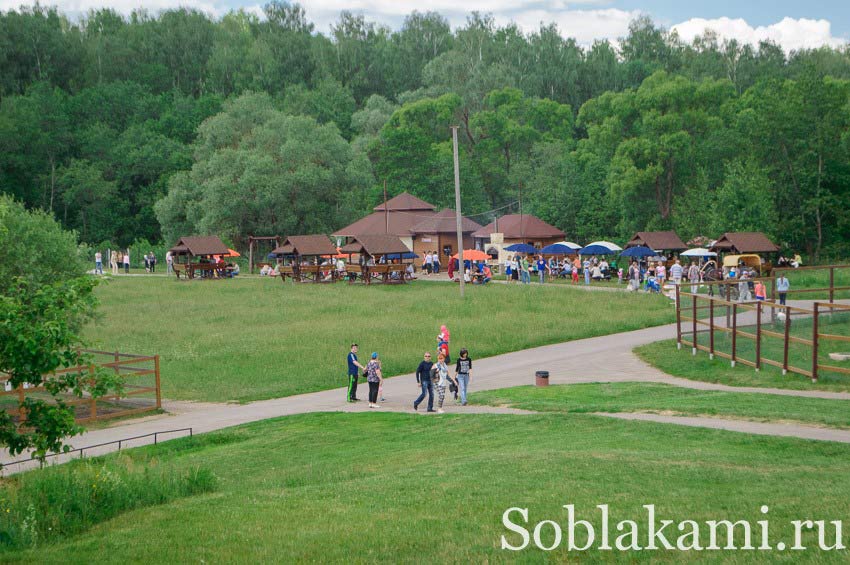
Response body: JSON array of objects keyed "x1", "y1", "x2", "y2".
[{"x1": 345, "y1": 325, "x2": 473, "y2": 413}]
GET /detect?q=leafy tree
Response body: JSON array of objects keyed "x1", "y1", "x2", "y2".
[{"x1": 711, "y1": 159, "x2": 777, "y2": 237}]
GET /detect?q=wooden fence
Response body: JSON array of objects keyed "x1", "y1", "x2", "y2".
[
  {"x1": 0, "y1": 350, "x2": 161, "y2": 424},
  {"x1": 675, "y1": 283, "x2": 850, "y2": 383}
]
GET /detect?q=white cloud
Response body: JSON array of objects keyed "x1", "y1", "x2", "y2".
[
  {"x1": 495, "y1": 8, "x2": 638, "y2": 45},
  {"x1": 672, "y1": 16, "x2": 846, "y2": 52}
]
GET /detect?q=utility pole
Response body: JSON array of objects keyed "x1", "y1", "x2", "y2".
[
  {"x1": 451, "y1": 126, "x2": 465, "y2": 298},
  {"x1": 383, "y1": 179, "x2": 389, "y2": 234}
]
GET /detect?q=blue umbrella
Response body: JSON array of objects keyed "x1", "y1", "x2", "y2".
[
  {"x1": 620, "y1": 245, "x2": 656, "y2": 258},
  {"x1": 579, "y1": 244, "x2": 614, "y2": 255},
  {"x1": 505, "y1": 243, "x2": 537, "y2": 253},
  {"x1": 539, "y1": 243, "x2": 575, "y2": 255}
]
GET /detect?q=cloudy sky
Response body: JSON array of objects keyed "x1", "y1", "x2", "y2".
[{"x1": 4, "y1": 0, "x2": 848, "y2": 52}]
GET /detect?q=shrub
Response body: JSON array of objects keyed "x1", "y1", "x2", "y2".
[{"x1": 0, "y1": 454, "x2": 217, "y2": 549}]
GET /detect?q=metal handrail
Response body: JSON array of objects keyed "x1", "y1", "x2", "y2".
[{"x1": 3, "y1": 427, "x2": 193, "y2": 468}]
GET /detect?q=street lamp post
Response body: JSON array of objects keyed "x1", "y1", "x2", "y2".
[{"x1": 451, "y1": 126, "x2": 464, "y2": 298}]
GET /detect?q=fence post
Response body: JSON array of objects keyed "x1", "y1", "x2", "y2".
[
  {"x1": 725, "y1": 283, "x2": 731, "y2": 327},
  {"x1": 675, "y1": 284, "x2": 682, "y2": 349},
  {"x1": 709, "y1": 298, "x2": 715, "y2": 360},
  {"x1": 155, "y1": 355, "x2": 161, "y2": 410},
  {"x1": 731, "y1": 303, "x2": 737, "y2": 367},
  {"x1": 89, "y1": 364, "x2": 97, "y2": 419},
  {"x1": 812, "y1": 303, "x2": 819, "y2": 383},
  {"x1": 829, "y1": 268, "x2": 835, "y2": 304},
  {"x1": 692, "y1": 294, "x2": 698, "y2": 355},
  {"x1": 782, "y1": 305, "x2": 791, "y2": 375},
  {"x1": 755, "y1": 301, "x2": 762, "y2": 372}
]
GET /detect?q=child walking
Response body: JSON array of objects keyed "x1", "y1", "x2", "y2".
[{"x1": 433, "y1": 353, "x2": 455, "y2": 414}]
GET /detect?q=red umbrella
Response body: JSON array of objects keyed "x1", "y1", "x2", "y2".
[{"x1": 451, "y1": 250, "x2": 489, "y2": 261}]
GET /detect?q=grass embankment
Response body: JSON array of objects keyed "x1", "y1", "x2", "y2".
[
  {"x1": 84, "y1": 277, "x2": 674, "y2": 402},
  {"x1": 0, "y1": 454, "x2": 215, "y2": 549},
  {"x1": 637, "y1": 311, "x2": 850, "y2": 392},
  {"x1": 4, "y1": 412, "x2": 850, "y2": 562},
  {"x1": 474, "y1": 383, "x2": 850, "y2": 429}
]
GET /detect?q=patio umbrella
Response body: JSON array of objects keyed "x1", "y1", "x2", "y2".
[
  {"x1": 560, "y1": 241, "x2": 583, "y2": 250},
  {"x1": 451, "y1": 250, "x2": 489, "y2": 261},
  {"x1": 579, "y1": 244, "x2": 614, "y2": 255},
  {"x1": 620, "y1": 246, "x2": 655, "y2": 258},
  {"x1": 223, "y1": 248, "x2": 241, "y2": 257},
  {"x1": 504, "y1": 243, "x2": 537, "y2": 253},
  {"x1": 540, "y1": 243, "x2": 575, "y2": 255},
  {"x1": 586, "y1": 240, "x2": 623, "y2": 252},
  {"x1": 681, "y1": 248, "x2": 717, "y2": 257}
]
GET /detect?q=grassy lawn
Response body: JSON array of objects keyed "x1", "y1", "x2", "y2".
[
  {"x1": 637, "y1": 310, "x2": 850, "y2": 392},
  {"x1": 5, "y1": 412, "x2": 850, "y2": 562},
  {"x1": 83, "y1": 277, "x2": 674, "y2": 403},
  {"x1": 474, "y1": 383, "x2": 850, "y2": 429}
]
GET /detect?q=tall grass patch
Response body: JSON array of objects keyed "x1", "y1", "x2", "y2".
[{"x1": 0, "y1": 454, "x2": 216, "y2": 549}]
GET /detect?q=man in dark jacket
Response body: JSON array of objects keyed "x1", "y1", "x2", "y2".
[{"x1": 413, "y1": 352, "x2": 435, "y2": 412}]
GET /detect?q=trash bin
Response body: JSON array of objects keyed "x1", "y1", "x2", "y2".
[{"x1": 535, "y1": 370, "x2": 549, "y2": 387}]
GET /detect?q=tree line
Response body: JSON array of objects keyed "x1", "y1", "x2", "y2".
[{"x1": 1, "y1": 4, "x2": 849, "y2": 259}]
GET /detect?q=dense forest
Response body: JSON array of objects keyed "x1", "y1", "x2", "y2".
[{"x1": 1, "y1": 3, "x2": 850, "y2": 259}]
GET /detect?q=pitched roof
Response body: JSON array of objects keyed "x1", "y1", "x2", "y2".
[
  {"x1": 339, "y1": 235, "x2": 411, "y2": 256},
  {"x1": 332, "y1": 210, "x2": 436, "y2": 238},
  {"x1": 271, "y1": 235, "x2": 336, "y2": 257},
  {"x1": 471, "y1": 214, "x2": 565, "y2": 240},
  {"x1": 410, "y1": 209, "x2": 483, "y2": 234},
  {"x1": 710, "y1": 232, "x2": 779, "y2": 254},
  {"x1": 626, "y1": 231, "x2": 687, "y2": 251},
  {"x1": 373, "y1": 192, "x2": 436, "y2": 211},
  {"x1": 169, "y1": 236, "x2": 229, "y2": 256}
]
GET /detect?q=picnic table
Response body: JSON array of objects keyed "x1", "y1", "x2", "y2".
[
  {"x1": 174, "y1": 262, "x2": 233, "y2": 280},
  {"x1": 279, "y1": 264, "x2": 337, "y2": 283}
]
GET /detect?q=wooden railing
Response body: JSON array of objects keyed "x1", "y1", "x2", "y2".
[
  {"x1": 0, "y1": 350, "x2": 161, "y2": 423},
  {"x1": 675, "y1": 286, "x2": 850, "y2": 383}
]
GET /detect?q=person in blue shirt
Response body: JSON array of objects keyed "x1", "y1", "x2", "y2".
[
  {"x1": 536, "y1": 256, "x2": 547, "y2": 284},
  {"x1": 776, "y1": 274, "x2": 790, "y2": 305},
  {"x1": 346, "y1": 343, "x2": 365, "y2": 402}
]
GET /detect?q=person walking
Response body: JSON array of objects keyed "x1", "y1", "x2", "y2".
[
  {"x1": 454, "y1": 348, "x2": 472, "y2": 406},
  {"x1": 123, "y1": 251, "x2": 130, "y2": 274},
  {"x1": 94, "y1": 251, "x2": 103, "y2": 275},
  {"x1": 776, "y1": 274, "x2": 790, "y2": 305},
  {"x1": 149, "y1": 252, "x2": 157, "y2": 273},
  {"x1": 413, "y1": 351, "x2": 435, "y2": 412},
  {"x1": 510, "y1": 255, "x2": 519, "y2": 283},
  {"x1": 432, "y1": 252, "x2": 440, "y2": 274},
  {"x1": 688, "y1": 262, "x2": 700, "y2": 294},
  {"x1": 754, "y1": 280, "x2": 766, "y2": 301},
  {"x1": 110, "y1": 250, "x2": 119, "y2": 275},
  {"x1": 536, "y1": 255, "x2": 546, "y2": 284},
  {"x1": 583, "y1": 257, "x2": 591, "y2": 285},
  {"x1": 366, "y1": 352, "x2": 383, "y2": 408},
  {"x1": 520, "y1": 255, "x2": 531, "y2": 284},
  {"x1": 346, "y1": 343, "x2": 364, "y2": 402},
  {"x1": 437, "y1": 324, "x2": 450, "y2": 364},
  {"x1": 670, "y1": 259, "x2": 683, "y2": 285},
  {"x1": 166, "y1": 251, "x2": 174, "y2": 275},
  {"x1": 433, "y1": 352, "x2": 455, "y2": 414}
]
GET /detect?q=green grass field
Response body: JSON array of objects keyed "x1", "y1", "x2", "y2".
[
  {"x1": 83, "y1": 277, "x2": 674, "y2": 402},
  {"x1": 5, "y1": 411, "x2": 850, "y2": 562},
  {"x1": 475, "y1": 383, "x2": 850, "y2": 428}
]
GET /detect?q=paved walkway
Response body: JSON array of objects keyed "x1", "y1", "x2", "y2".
[{"x1": 3, "y1": 300, "x2": 850, "y2": 473}]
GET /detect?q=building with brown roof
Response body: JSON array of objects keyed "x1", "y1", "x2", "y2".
[
  {"x1": 333, "y1": 192, "x2": 483, "y2": 261},
  {"x1": 625, "y1": 231, "x2": 687, "y2": 252},
  {"x1": 472, "y1": 214, "x2": 565, "y2": 250},
  {"x1": 409, "y1": 209, "x2": 482, "y2": 260},
  {"x1": 169, "y1": 236, "x2": 230, "y2": 261},
  {"x1": 710, "y1": 232, "x2": 779, "y2": 254}
]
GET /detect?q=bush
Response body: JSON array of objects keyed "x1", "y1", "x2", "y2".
[{"x1": 0, "y1": 454, "x2": 217, "y2": 549}]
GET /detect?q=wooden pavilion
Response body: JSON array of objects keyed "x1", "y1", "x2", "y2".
[
  {"x1": 625, "y1": 231, "x2": 687, "y2": 253},
  {"x1": 710, "y1": 232, "x2": 779, "y2": 255},
  {"x1": 168, "y1": 236, "x2": 231, "y2": 279},
  {"x1": 270, "y1": 235, "x2": 338, "y2": 283},
  {"x1": 340, "y1": 235, "x2": 413, "y2": 284}
]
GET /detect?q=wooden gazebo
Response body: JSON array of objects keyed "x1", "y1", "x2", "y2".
[
  {"x1": 710, "y1": 233, "x2": 779, "y2": 255},
  {"x1": 625, "y1": 231, "x2": 687, "y2": 252},
  {"x1": 270, "y1": 235, "x2": 338, "y2": 283},
  {"x1": 168, "y1": 236, "x2": 231, "y2": 279},
  {"x1": 340, "y1": 235, "x2": 413, "y2": 284}
]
